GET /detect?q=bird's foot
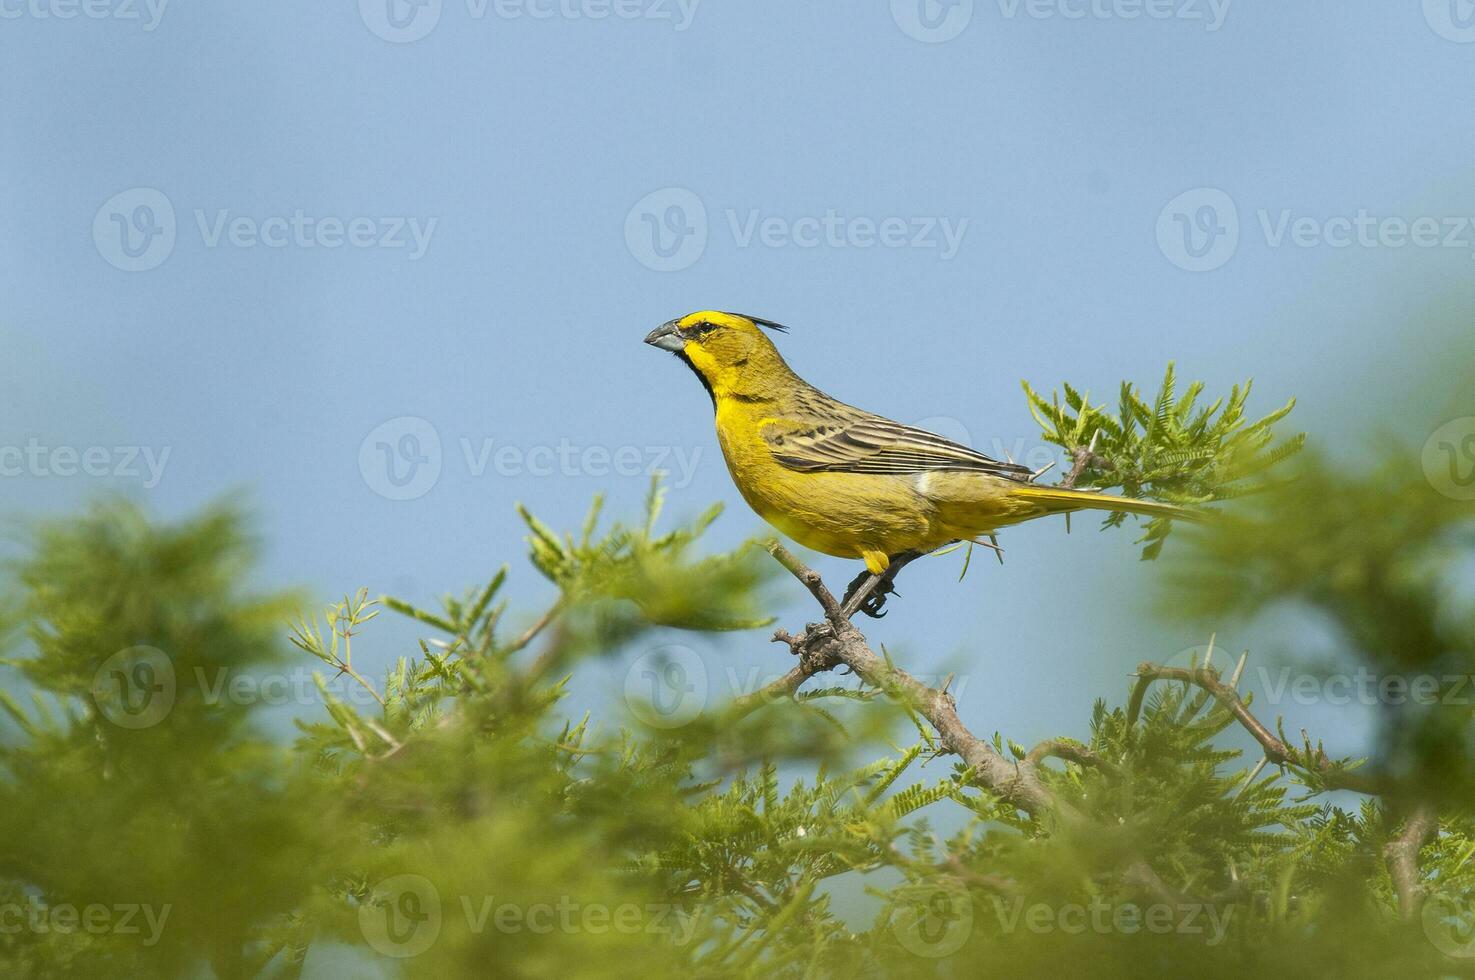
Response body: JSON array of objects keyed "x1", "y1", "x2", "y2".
[
  {"x1": 857, "y1": 582, "x2": 898, "y2": 619},
  {"x1": 841, "y1": 555, "x2": 919, "y2": 619},
  {"x1": 841, "y1": 568, "x2": 872, "y2": 609}
]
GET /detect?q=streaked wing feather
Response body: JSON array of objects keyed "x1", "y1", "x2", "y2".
[{"x1": 766, "y1": 415, "x2": 1033, "y2": 480}]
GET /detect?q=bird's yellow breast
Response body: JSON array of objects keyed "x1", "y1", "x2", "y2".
[{"x1": 711, "y1": 398, "x2": 939, "y2": 564}]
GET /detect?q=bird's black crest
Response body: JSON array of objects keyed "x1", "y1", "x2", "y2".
[{"x1": 722, "y1": 312, "x2": 790, "y2": 334}]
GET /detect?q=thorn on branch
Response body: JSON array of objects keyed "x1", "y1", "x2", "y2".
[
  {"x1": 1061, "y1": 431, "x2": 1107, "y2": 490},
  {"x1": 772, "y1": 628, "x2": 804, "y2": 654},
  {"x1": 1235, "y1": 756, "x2": 1270, "y2": 799}
]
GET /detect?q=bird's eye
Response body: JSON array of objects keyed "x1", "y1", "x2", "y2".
[{"x1": 687, "y1": 321, "x2": 719, "y2": 338}]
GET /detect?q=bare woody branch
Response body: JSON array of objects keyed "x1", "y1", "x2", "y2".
[
  {"x1": 1025, "y1": 738, "x2": 1121, "y2": 780},
  {"x1": 1385, "y1": 804, "x2": 1438, "y2": 918},
  {"x1": 764, "y1": 541, "x2": 845, "y2": 623},
  {"x1": 760, "y1": 543, "x2": 1060, "y2": 817},
  {"x1": 1127, "y1": 661, "x2": 1385, "y2": 795}
]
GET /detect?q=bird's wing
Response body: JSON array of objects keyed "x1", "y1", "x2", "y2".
[{"x1": 763, "y1": 412, "x2": 1034, "y2": 481}]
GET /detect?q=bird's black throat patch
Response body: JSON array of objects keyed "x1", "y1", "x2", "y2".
[{"x1": 674, "y1": 350, "x2": 717, "y2": 409}]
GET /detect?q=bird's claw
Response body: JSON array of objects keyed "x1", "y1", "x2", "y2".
[
  {"x1": 858, "y1": 583, "x2": 898, "y2": 619},
  {"x1": 842, "y1": 560, "x2": 912, "y2": 618}
]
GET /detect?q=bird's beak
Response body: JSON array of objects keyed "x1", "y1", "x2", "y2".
[{"x1": 644, "y1": 320, "x2": 686, "y2": 353}]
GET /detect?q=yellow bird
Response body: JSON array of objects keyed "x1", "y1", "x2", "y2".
[{"x1": 644, "y1": 310, "x2": 1193, "y2": 599}]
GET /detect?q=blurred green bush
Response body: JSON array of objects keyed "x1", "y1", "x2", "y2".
[{"x1": 1, "y1": 377, "x2": 1472, "y2": 980}]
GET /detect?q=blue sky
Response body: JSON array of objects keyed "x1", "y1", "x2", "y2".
[{"x1": 4, "y1": 0, "x2": 1475, "y2": 839}]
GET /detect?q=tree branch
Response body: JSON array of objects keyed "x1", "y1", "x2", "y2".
[
  {"x1": 1060, "y1": 431, "x2": 1104, "y2": 490},
  {"x1": 726, "y1": 660, "x2": 833, "y2": 720},
  {"x1": 1128, "y1": 661, "x2": 1385, "y2": 795},
  {"x1": 1025, "y1": 738, "x2": 1121, "y2": 780},
  {"x1": 751, "y1": 547, "x2": 1268, "y2": 910},
  {"x1": 765, "y1": 542, "x2": 845, "y2": 623},
  {"x1": 1385, "y1": 803, "x2": 1438, "y2": 918},
  {"x1": 761, "y1": 544, "x2": 1055, "y2": 816},
  {"x1": 509, "y1": 601, "x2": 562, "y2": 657}
]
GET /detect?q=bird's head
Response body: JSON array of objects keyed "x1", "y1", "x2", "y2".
[{"x1": 644, "y1": 310, "x2": 792, "y2": 401}]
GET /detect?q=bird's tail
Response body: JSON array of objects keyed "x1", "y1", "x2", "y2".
[{"x1": 1004, "y1": 484, "x2": 1205, "y2": 524}]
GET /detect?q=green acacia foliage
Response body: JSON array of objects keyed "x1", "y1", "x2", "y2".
[
  {"x1": 1024, "y1": 365, "x2": 1306, "y2": 558},
  {"x1": 0, "y1": 379, "x2": 1471, "y2": 979}
]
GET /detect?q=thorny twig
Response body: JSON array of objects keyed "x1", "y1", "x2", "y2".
[
  {"x1": 1127, "y1": 661, "x2": 1384, "y2": 795},
  {"x1": 1060, "y1": 430, "x2": 1104, "y2": 490}
]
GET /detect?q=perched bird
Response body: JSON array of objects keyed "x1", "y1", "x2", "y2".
[{"x1": 644, "y1": 310, "x2": 1194, "y2": 596}]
